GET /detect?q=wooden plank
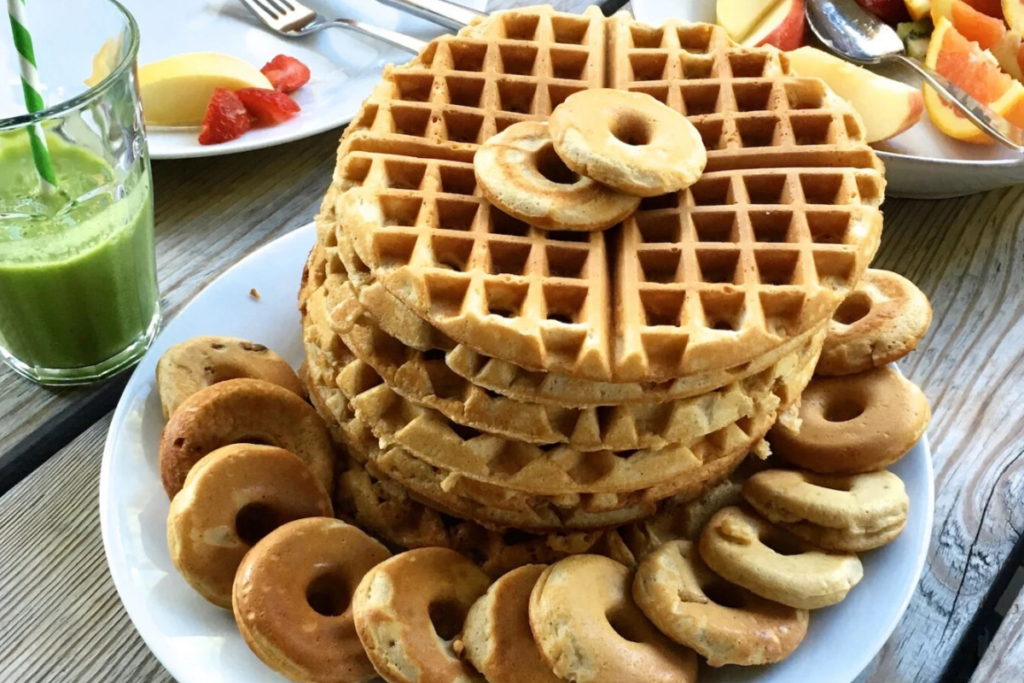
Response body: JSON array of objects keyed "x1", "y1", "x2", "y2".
[
  {"x1": 853, "y1": 189, "x2": 1024, "y2": 683},
  {"x1": 0, "y1": 415, "x2": 173, "y2": 683},
  {"x1": 972, "y1": 586, "x2": 1024, "y2": 683}
]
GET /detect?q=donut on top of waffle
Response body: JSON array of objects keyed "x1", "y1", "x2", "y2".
[{"x1": 304, "y1": 4, "x2": 885, "y2": 538}]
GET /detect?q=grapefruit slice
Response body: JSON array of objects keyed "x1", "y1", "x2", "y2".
[
  {"x1": 924, "y1": 16, "x2": 1024, "y2": 142},
  {"x1": 933, "y1": 0, "x2": 1007, "y2": 49}
]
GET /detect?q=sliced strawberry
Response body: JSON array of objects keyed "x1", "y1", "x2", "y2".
[
  {"x1": 260, "y1": 54, "x2": 311, "y2": 93},
  {"x1": 198, "y1": 88, "x2": 251, "y2": 145},
  {"x1": 236, "y1": 88, "x2": 301, "y2": 127}
]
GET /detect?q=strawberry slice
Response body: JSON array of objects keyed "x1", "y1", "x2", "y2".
[
  {"x1": 198, "y1": 88, "x2": 251, "y2": 145},
  {"x1": 260, "y1": 54, "x2": 311, "y2": 93},
  {"x1": 236, "y1": 88, "x2": 301, "y2": 126}
]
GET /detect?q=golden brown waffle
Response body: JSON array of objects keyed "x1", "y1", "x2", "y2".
[
  {"x1": 312, "y1": 251, "x2": 793, "y2": 451},
  {"x1": 323, "y1": 6, "x2": 884, "y2": 383}
]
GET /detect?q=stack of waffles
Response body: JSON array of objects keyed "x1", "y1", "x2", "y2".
[{"x1": 300, "y1": 5, "x2": 886, "y2": 571}]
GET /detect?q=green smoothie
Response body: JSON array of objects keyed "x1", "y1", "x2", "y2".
[{"x1": 0, "y1": 133, "x2": 158, "y2": 370}]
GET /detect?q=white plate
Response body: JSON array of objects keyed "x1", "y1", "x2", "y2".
[
  {"x1": 123, "y1": 0, "x2": 486, "y2": 159},
  {"x1": 101, "y1": 223, "x2": 935, "y2": 683},
  {"x1": 630, "y1": 0, "x2": 1024, "y2": 198}
]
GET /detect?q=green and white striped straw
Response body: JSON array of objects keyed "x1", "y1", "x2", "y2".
[{"x1": 8, "y1": 0, "x2": 57, "y2": 194}]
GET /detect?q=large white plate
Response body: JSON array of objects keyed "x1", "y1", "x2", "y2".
[
  {"x1": 123, "y1": 0, "x2": 485, "y2": 159},
  {"x1": 631, "y1": 0, "x2": 1024, "y2": 198},
  {"x1": 101, "y1": 223, "x2": 934, "y2": 683}
]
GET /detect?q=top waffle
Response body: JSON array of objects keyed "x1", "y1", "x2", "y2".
[{"x1": 325, "y1": 5, "x2": 885, "y2": 383}]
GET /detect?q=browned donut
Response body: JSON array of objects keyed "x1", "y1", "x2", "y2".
[
  {"x1": 768, "y1": 366, "x2": 930, "y2": 474},
  {"x1": 167, "y1": 444, "x2": 333, "y2": 608},
  {"x1": 160, "y1": 378, "x2": 333, "y2": 498},
  {"x1": 233, "y1": 517, "x2": 391, "y2": 683},
  {"x1": 157, "y1": 336, "x2": 304, "y2": 418}
]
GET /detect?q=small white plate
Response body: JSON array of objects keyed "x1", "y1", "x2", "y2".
[
  {"x1": 630, "y1": 0, "x2": 1024, "y2": 198},
  {"x1": 123, "y1": 0, "x2": 486, "y2": 159},
  {"x1": 101, "y1": 222, "x2": 934, "y2": 683}
]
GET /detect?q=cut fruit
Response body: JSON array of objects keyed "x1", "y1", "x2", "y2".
[
  {"x1": 858, "y1": 0, "x2": 913, "y2": 23},
  {"x1": 788, "y1": 47, "x2": 924, "y2": 142},
  {"x1": 139, "y1": 53, "x2": 272, "y2": 127},
  {"x1": 990, "y1": 30, "x2": 1024, "y2": 79},
  {"x1": 924, "y1": 16, "x2": 1024, "y2": 142},
  {"x1": 742, "y1": 0, "x2": 807, "y2": 50},
  {"x1": 905, "y1": 0, "x2": 933, "y2": 20},
  {"x1": 933, "y1": 0, "x2": 1006, "y2": 48},
  {"x1": 962, "y1": 0, "x2": 1005, "y2": 16},
  {"x1": 717, "y1": 0, "x2": 780, "y2": 42},
  {"x1": 1005, "y1": 0, "x2": 1024, "y2": 32}
]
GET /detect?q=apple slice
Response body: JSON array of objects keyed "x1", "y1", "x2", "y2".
[
  {"x1": 1004, "y1": 0, "x2": 1024, "y2": 31},
  {"x1": 904, "y1": 0, "x2": 933, "y2": 20},
  {"x1": 787, "y1": 46, "x2": 924, "y2": 142},
  {"x1": 717, "y1": 0, "x2": 780, "y2": 43},
  {"x1": 742, "y1": 0, "x2": 807, "y2": 50},
  {"x1": 991, "y1": 30, "x2": 1024, "y2": 80}
]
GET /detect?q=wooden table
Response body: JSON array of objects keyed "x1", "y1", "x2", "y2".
[{"x1": 1, "y1": 2, "x2": 1022, "y2": 681}]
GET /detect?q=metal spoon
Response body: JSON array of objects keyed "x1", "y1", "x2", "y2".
[{"x1": 806, "y1": 0, "x2": 1024, "y2": 151}]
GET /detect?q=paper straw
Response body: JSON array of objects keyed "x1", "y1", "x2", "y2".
[{"x1": 8, "y1": 0, "x2": 58, "y2": 194}]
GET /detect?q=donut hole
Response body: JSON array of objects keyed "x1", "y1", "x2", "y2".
[
  {"x1": 702, "y1": 581, "x2": 748, "y2": 609},
  {"x1": 610, "y1": 112, "x2": 653, "y2": 146},
  {"x1": 606, "y1": 608, "x2": 646, "y2": 643},
  {"x1": 536, "y1": 144, "x2": 580, "y2": 185},
  {"x1": 428, "y1": 598, "x2": 468, "y2": 641},
  {"x1": 814, "y1": 477, "x2": 855, "y2": 492},
  {"x1": 833, "y1": 291, "x2": 872, "y2": 325},
  {"x1": 235, "y1": 503, "x2": 283, "y2": 546},
  {"x1": 822, "y1": 397, "x2": 865, "y2": 423},
  {"x1": 305, "y1": 572, "x2": 351, "y2": 617},
  {"x1": 760, "y1": 531, "x2": 805, "y2": 557}
]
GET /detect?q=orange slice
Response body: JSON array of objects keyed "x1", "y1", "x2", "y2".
[
  {"x1": 933, "y1": 0, "x2": 1006, "y2": 49},
  {"x1": 924, "y1": 16, "x2": 1024, "y2": 143}
]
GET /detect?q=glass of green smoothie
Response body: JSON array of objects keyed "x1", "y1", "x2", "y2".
[{"x1": 0, "y1": 0, "x2": 159, "y2": 385}]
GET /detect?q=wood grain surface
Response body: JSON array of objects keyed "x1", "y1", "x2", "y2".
[{"x1": 0, "y1": 0, "x2": 1022, "y2": 681}]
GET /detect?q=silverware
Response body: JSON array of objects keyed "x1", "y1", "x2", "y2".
[
  {"x1": 375, "y1": 0, "x2": 482, "y2": 31},
  {"x1": 806, "y1": 0, "x2": 1024, "y2": 151},
  {"x1": 239, "y1": 0, "x2": 427, "y2": 54}
]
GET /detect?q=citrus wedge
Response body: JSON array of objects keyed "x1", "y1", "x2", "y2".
[
  {"x1": 924, "y1": 16, "x2": 1024, "y2": 142},
  {"x1": 933, "y1": 0, "x2": 1006, "y2": 49}
]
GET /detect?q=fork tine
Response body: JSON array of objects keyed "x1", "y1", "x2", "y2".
[{"x1": 240, "y1": 0, "x2": 279, "y2": 21}]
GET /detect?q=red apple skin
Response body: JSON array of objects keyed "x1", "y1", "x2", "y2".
[
  {"x1": 856, "y1": 0, "x2": 912, "y2": 24},
  {"x1": 756, "y1": 0, "x2": 808, "y2": 51}
]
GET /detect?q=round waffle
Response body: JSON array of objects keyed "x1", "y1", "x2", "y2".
[{"x1": 324, "y1": 6, "x2": 884, "y2": 383}]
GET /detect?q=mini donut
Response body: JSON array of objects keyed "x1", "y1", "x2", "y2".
[
  {"x1": 529, "y1": 555, "x2": 698, "y2": 683},
  {"x1": 699, "y1": 507, "x2": 863, "y2": 610},
  {"x1": 167, "y1": 444, "x2": 333, "y2": 608},
  {"x1": 157, "y1": 336, "x2": 304, "y2": 418},
  {"x1": 160, "y1": 378, "x2": 333, "y2": 498},
  {"x1": 549, "y1": 89, "x2": 707, "y2": 197},
  {"x1": 743, "y1": 469, "x2": 909, "y2": 551},
  {"x1": 633, "y1": 540, "x2": 809, "y2": 667},
  {"x1": 352, "y1": 547, "x2": 491, "y2": 683},
  {"x1": 233, "y1": 517, "x2": 391, "y2": 683},
  {"x1": 768, "y1": 366, "x2": 930, "y2": 474},
  {"x1": 461, "y1": 565, "x2": 560, "y2": 683},
  {"x1": 817, "y1": 270, "x2": 932, "y2": 376},
  {"x1": 475, "y1": 121, "x2": 641, "y2": 232}
]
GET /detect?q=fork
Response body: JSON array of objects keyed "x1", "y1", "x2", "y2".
[{"x1": 239, "y1": 0, "x2": 428, "y2": 54}]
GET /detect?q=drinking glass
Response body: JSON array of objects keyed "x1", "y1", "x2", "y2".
[{"x1": 0, "y1": 0, "x2": 159, "y2": 385}]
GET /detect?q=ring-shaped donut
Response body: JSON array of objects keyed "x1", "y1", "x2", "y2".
[
  {"x1": 157, "y1": 336, "x2": 304, "y2": 418},
  {"x1": 160, "y1": 378, "x2": 334, "y2": 498},
  {"x1": 529, "y1": 555, "x2": 698, "y2": 683},
  {"x1": 549, "y1": 89, "x2": 707, "y2": 197},
  {"x1": 462, "y1": 565, "x2": 561, "y2": 683},
  {"x1": 817, "y1": 270, "x2": 932, "y2": 376},
  {"x1": 743, "y1": 469, "x2": 909, "y2": 533},
  {"x1": 475, "y1": 121, "x2": 641, "y2": 232},
  {"x1": 699, "y1": 507, "x2": 863, "y2": 610},
  {"x1": 233, "y1": 517, "x2": 391, "y2": 683},
  {"x1": 352, "y1": 547, "x2": 491, "y2": 683},
  {"x1": 768, "y1": 366, "x2": 930, "y2": 474},
  {"x1": 167, "y1": 444, "x2": 333, "y2": 608},
  {"x1": 633, "y1": 540, "x2": 809, "y2": 666}
]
